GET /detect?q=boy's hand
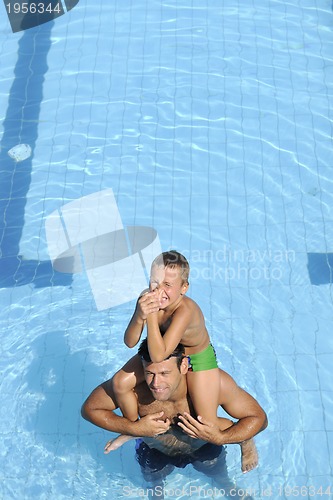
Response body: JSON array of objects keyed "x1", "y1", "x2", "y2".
[{"x1": 137, "y1": 290, "x2": 160, "y2": 320}]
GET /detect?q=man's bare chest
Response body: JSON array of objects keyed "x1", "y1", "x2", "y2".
[{"x1": 137, "y1": 393, "x2": 191, "y2": 423}]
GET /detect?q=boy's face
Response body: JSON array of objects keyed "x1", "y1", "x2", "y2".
[{"x1": 149, "y1": 264, "x2": 188, "y2": 309}]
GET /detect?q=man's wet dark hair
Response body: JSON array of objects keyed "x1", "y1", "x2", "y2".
[{"x1": 138, "y1": 338, "x2": 186, "y2": 370}]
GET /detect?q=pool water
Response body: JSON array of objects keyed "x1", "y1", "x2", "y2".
[{"x1": 0, "y1": 0, "x2": 333, "y2": 498}]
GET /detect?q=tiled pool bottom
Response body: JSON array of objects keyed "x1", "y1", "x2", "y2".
[{"x1": 1, "y1": 0, "x2": 333, "y2": 498}]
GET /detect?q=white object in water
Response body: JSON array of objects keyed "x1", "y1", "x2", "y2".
[{"x1": 8, "y1": 144, "x2": 32, "y2": 162}]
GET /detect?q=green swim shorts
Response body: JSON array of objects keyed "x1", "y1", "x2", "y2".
[{"x1": 187, "y1": 343, "x2": 218, "y2": 372}]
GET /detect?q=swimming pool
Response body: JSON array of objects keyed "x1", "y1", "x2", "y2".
[{"x1": 0, "y1": 0, "x2": 333, "y2": 498}]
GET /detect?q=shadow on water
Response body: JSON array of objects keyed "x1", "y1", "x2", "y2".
[
  {"x1": 307, "y1": 253, "x2": 333, "y2": 285},
  {"x1": 25, "y1": 331, "x2": 103, "y2": 450},
  {"x1": 24, "y1": 330, "x2": 135, "y2": 482},
  {"x1": 0, "y1": 13, "x2": 72, "y2": 288}
]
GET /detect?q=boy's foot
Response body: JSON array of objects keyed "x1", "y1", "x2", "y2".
[
  {"x1": 104, "y1": 434, "x2": 134, "y2": 454},
  {"x1": 240, "y1": 439, "x2": 258, "y2": 473}
]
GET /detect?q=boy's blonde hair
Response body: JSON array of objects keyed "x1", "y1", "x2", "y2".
[{"x1": 152, "y1": 250, "x2": 190, "y2": 284}]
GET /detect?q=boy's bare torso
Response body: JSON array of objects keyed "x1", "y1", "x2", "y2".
[{"x1": 157, "y1": 295, "x2": 210, "y2": 354}]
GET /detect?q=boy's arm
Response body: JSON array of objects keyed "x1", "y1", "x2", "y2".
[
  {"x1": 146, "y1": 303, "x2": 193, "y2": 362},
  {"x1": 81, "y1": 379, "x2": 171, "y2": 436},
  {"x1": 124, "y1": 291, "x2": 156, "y2": 348},
  {"x1": 124, "y1": 307, "x2": 146, "y2": 348}
]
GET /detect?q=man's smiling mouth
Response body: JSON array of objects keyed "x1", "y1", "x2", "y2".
[{"x1": 151, "y1": 387, "x2": 167, "y2": 394}]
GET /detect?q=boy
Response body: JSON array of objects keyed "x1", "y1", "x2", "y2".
[{"x1": 111, "y1": 251, "x2": 228, "y2": 447}]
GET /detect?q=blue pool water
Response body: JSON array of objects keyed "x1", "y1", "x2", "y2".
[{"x1": 1, "y1": 0, "x2": 333, "y2": 498}]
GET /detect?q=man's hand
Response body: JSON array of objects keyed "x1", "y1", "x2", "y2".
[
  {"x1": 177, "y1": 412, "x2": 222, "y2": 445},
  {"x1": 134, "y1": 412, "x2": 171, "y2": 437},
  {"x1": 102, "y1": 412, "x2": 171, "y2": 455}
]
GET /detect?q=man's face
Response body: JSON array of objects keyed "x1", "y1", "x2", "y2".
[
  {"x1": 149, "y1": 264, "x2": 188, "y2": 309},
  {"x1": 142, "y1": 356, "x2": 188, "y2": 401}
]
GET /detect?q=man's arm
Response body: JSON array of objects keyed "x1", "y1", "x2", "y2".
[
  {"x1": 178, "y1": 369, "x2": 267, "y2": 445},
  {"x1": 81, "y1": 379, "x2": 171, "y2": 437}
]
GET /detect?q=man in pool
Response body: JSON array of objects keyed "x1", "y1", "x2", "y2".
[{"x1": 81, "y1": 340, "x2": 267, "y2": 479}]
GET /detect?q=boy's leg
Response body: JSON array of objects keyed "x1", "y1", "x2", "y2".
[
  {"x1": 112, "y1": 354, "x2": 145, "y2": 421},
  {"x1": 104, "y1": 435, "x2": 136, "y2": 453},
  {"x1": 103, "y1": 354, "x2": 146, "y2": 453},
  {"x1": 103, "y1": 355, "x2": 146, "y2": 453},
  {"x1": 186, "y1": 368, "x2": 221, "y2": 424},
  {"x1": 186, "y1": 370, "x2": 259, "y2": 473}
]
